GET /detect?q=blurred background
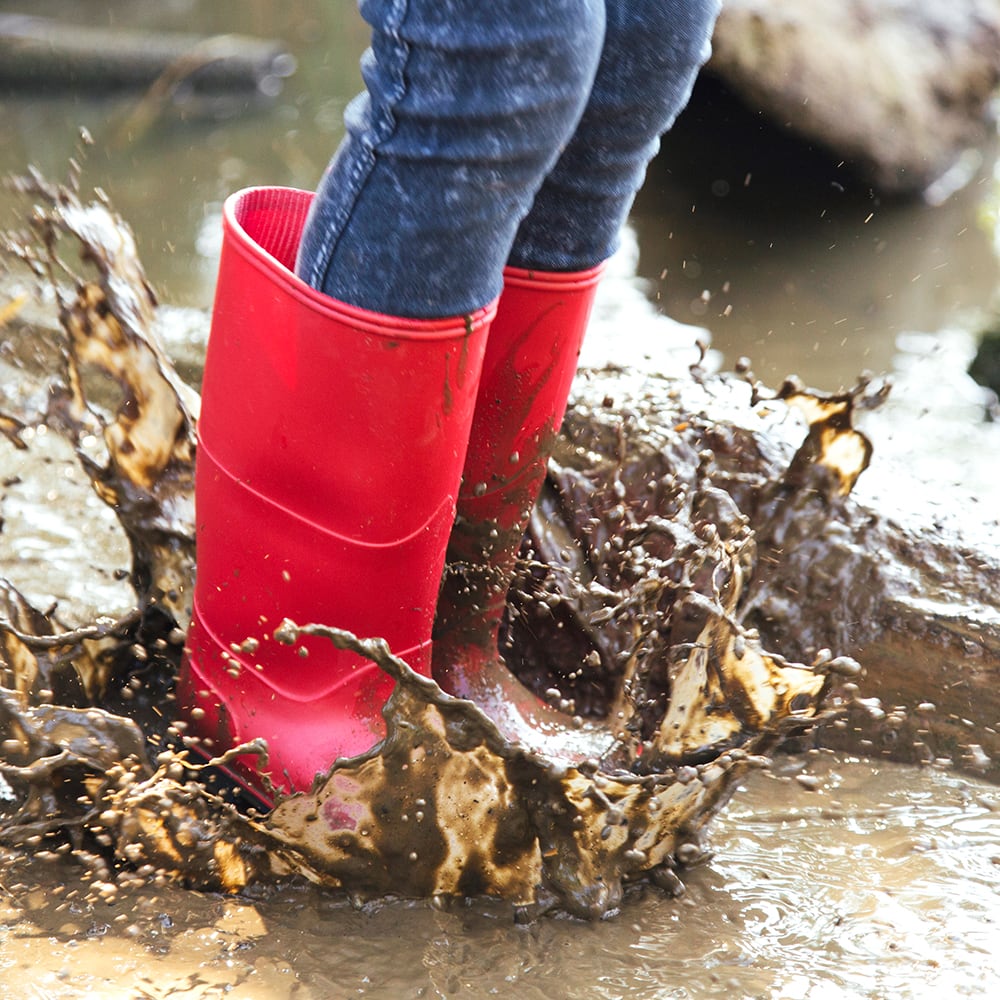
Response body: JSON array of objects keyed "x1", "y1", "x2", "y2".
[{"x1": 0, "y1": 0, "x2": 997, "y2": 393}]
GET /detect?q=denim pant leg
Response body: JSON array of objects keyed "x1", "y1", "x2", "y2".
[
  {"x1": 508, "y1": 0, "x2": 722, "y2": 272},
  {"x1": 295, "y1": 0, "x2": 605, "y2": 319}
]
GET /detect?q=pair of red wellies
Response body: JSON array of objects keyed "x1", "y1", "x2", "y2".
[{"x1": 178, "y1": 187, "x2": 603, "y2": 803}]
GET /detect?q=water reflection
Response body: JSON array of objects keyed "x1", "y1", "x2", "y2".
[
  {"x1": 0, "y1": 0, "x2": 367, "y2": 306},
  {"x1": 639, "y1": 78, "x2": 1000, "y2": 390}
]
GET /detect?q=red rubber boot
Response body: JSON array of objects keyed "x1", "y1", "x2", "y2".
[
  {"x1": 178, "y1": 187, "x2": 494, "y2": 800},
  {"x1": 431, "y1": 263, "x2": 610, "y2": 759}
]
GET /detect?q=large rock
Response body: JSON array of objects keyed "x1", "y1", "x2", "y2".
[{"x1": 708, "y1": 0, "x2": 1000, "y2": 194}]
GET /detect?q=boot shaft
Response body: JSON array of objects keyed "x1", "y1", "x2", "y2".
[
  {"x1": 181, "y1": 187, "x2": 495, "y2": 796},
  {"x1": 200, "y1": 187, "x2": 491, "y2": 545},
  {"x1": 460, "y1": 263, "x2": 605, "y2": 523},
  {"x1": 436, "y1": 262, "x2": 604, "y2": 640}
]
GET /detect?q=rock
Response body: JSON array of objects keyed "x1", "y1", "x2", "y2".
[
  {"x1": 969, "y1": 325, "x2": 1000, "y2": 397},
  {"x1": 707, "y1": 0, "x2": 1000, "y2": 194}
]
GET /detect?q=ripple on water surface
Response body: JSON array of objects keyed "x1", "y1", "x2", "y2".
[{"x1": 2, "y1": 754, "x2": 997, "y2": 999}]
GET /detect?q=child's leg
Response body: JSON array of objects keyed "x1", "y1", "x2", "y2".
[{"x1": 295, "y1": 0, "x2": 607, "y2": 318}]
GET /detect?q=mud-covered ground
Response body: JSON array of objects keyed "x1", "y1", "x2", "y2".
[{"x1": 2, "y1": 754, "x2": 998, "y2": 998}]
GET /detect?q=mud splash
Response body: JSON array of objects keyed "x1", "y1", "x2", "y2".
[{"x1": 1, "y1": 174, "x2": 874, "y2": 919}]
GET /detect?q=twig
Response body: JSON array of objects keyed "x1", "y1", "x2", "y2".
[{"x1": 0, "y1": 608, "x2": 141, "y2": 650}]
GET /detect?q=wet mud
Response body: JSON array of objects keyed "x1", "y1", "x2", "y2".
[
  {"x1": 0, "y1": 168, "x2": 998, "y2": 987},
  {"x1": 2, "y1": 753, "x2": 998, "y2": 998}
]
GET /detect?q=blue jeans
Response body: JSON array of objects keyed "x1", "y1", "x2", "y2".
[{"x1": 296, "y1": 0, "x2": 720, "y2": 318}]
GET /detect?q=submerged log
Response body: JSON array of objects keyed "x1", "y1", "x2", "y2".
[{"x1": 0, "y1": 15, "x2": 295, "y2": 97}]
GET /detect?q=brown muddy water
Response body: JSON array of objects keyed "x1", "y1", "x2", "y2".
[
  {"x1": 3, "y1": 753, "x2": 999, "y2": 999},
  {"x1": 2, "y1": 0, "x2": 1000, "y2": 997}
]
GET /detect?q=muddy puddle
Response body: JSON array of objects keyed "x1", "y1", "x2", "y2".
[
  {"x1": 1, "y1": 180, "x2": 998, "y2": 995},
  {"x1": 2, "y1": 0, "x2": 1000, "y2": 997},
  {"x1": 3, "y1": 753, "x2": 998, "y2": 999}
]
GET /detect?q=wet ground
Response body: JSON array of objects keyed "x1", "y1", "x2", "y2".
[
  {"x1": 2, "y1": 0, "x2": 1000, "y2": 997},
  {"x1": 3, "y1": 753, "x2": 998, "y2": 998}
]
